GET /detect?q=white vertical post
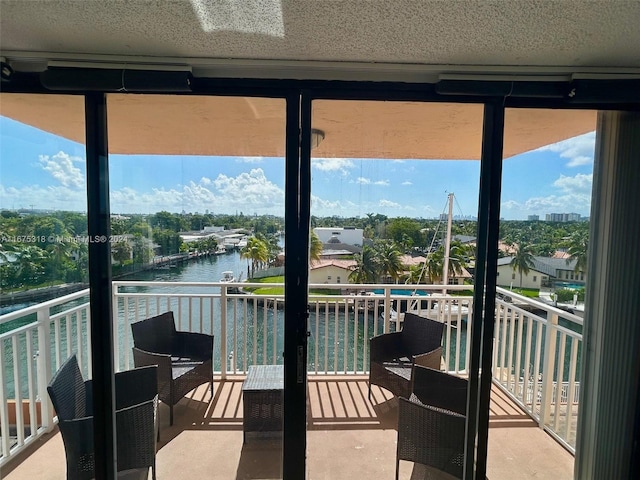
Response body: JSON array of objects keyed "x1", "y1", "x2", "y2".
[
  {"x1": 220, "y1": 285, "x2": 228, "y2": 379},
  {"x1": 540, "y1": 312, "x2": 559, "y2": 428},
  {"x1": 384, "y1": 286, "x2": 392, "y2": 333},
  {"x1": 36, "y1": 307, "x2": 54, "y2": 431}
]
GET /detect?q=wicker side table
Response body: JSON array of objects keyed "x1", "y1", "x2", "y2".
[{"x1": 242, "y1": 364, "x2": 284, "y2": 442}]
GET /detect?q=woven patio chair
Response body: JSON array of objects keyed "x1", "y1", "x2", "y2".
[
  {"x1": 368, "y1": 312, "x2": 444, "y2": 400},
  {"x1": 131, "y1": 310, "x2": 214, "y2": 425},
  {"x1": 47, "y1": 355, "x2": 158, "y2": 480},
  {"x1": 396, "y1": 366, "x2": 468, "y2": 480}
]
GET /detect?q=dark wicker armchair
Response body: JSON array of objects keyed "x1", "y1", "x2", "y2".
[
  {"x1": 47, "y1": 355, "x2": 158, "y2": 480},
  {"x1": 369, "y1": 312, "x2": 444, "y2": 400},
  {"x1": 131, "y1": 311, "x2": 214, "y2": 425},
  {"x1": 396, "y1": 366, "x2": 468, "y2": 480}
]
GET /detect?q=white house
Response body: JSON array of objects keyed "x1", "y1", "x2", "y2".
[
  {"x1": 497, "y1": 256, "x2": 586, "y2": 289},
  {"x1": 309, "y1": 259, "x2": 356, "y2": 285},
  {"x1": 313, "y1": 227, "x2": 363, "y2": 247}
]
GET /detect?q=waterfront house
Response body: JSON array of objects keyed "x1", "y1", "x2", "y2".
[{"x1": 497, "y1": 256, "x2": 587, "y2": 289}]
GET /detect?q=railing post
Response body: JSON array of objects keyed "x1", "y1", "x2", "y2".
[
  {"x1": 539, "y1": 311, "x2": 559, "y2": 428},
  {"x1": 384, "y1": 286, "x2": 392, "y2": 333},
  {"x1": 220, "y1": 284, "x2": 227, "y2": 379},
  {"x1": 36, "y1": 306, "x2": 54, "y2": 432}
]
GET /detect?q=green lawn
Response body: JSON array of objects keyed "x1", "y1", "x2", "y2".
[
  {"x1": 509, "y1": 287, "x2": 540, "y2": 298},
  {"x1": 245, "y1": 276, "x2": 340, "y2": 296}
]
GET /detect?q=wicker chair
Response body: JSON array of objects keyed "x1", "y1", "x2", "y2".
[
  {"x1": 396, "y1": 366, "x2": 468, "y2": 480},
  {"x1": 368, "y1": 312, "x2": 444, "y2": 400},
  {"x1": 47, "y1": 355, "x2": 158, "y2": 480},
  {"x1": 131, "y1": 311, "x2": 214, "y2": 425}
]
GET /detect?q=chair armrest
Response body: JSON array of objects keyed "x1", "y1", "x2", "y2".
[
  {"x1": 413, "y1": 346, "x2": 443, "y2": 370},
  {"x1": 173, "y1": 331, "x2": 214, "y2": 360},
  {"x1": 115, "y1": 366, "x2": 158, "y2": 410},
  {"x1": 370, "y1": 332, "x2": 402, "y2": 362},
  {"x1": 132, "y1": 348, "x2": 172, "y2": 383}
]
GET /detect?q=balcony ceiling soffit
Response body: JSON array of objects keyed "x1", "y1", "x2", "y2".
[{"x1": 0, "y1": 95, "x2": 596, "y2": 159}]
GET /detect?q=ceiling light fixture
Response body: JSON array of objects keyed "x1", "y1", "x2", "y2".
[{"x1": 311, "y1": 129, "x2": 325, "y2": 150}]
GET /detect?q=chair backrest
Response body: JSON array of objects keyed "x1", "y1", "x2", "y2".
[
  {"x1": 47, "y1": 355, "x2": 89, "y2": 421},
  {"x1": 401, "y1": 312, "x2": 444, "y2": 356},
  {"x1": 131, "y1": 311, "x2": 177, "y2": 354},
  {"x1": 412, "y1": 365, "x2": 468, "y2": 416}
]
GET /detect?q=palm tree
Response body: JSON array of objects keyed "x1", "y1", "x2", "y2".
[
  {"x1": 241, "y1": 236, "x2": 269, "y2": 278},
  {"x1": 406, "y1": 263, "x2": 425, "y2": 284},
  {"x1": 348, "y1": 245, "x2": 378, "y2": 283},
  {"x1": 375, "y1": 241, "x2": 403, "y2": 283},
  {"x1": 510, "y1": 243, "x2": 535, "y2": 288},
  {"x1": 566, "y1": 233, "x2": 588, "y2": 273},
  {"x1": 424, "y1": 249, "x2": 444, "y2": 284},
  {"x1": 309, "y1": 231, "x2": 323, "y2": 263}
]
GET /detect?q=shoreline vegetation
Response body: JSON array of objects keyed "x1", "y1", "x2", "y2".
[{"x1": 1, "y1": 209, "x2": 588, "y2": 301}]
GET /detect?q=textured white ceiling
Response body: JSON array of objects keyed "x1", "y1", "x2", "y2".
[{"x1": 2, "y1": 0, "x2": 640, "y2": 77}]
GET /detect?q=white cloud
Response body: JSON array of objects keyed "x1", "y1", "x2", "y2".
[
  {"x1": 235, "y1": 156, "x2": 264, "y2": 164},
  {"x1": 402, "y1": 181, "x2": 413, "y2": 186},
  {"x1": 500, "y1": 173, "x2": 593, "y2": 218},
  {"x1": 553, "y1": 173, "x2": 593, "y2": 195},
  {"x1": 538, "y1": 132, "x2": 596, "y2": 167},
  {"x1": 0, "y1": 183, "x2": 87, "y2": 211},
  {"x1": 311, "y1": 158, "x2": 354, "y2": 175},
  {"x1": 38, "y1": 151, "x2": 84, "y2": 189},
  {"x1": 108, "y1": 168, "x2": 284, "y2": 214},
  {"x1": 379, "y1": 199, "x2": 401, "y2": 208},
  {"x1": 355, "y1": 177, "x2": 389, "y2": 186}
]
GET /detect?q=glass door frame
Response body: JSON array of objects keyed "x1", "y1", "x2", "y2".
[{"x1": 5, "y1": 73, "x2": 626, "y2": 480}]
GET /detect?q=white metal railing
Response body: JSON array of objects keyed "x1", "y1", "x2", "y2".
[
  {"x1": 111, "y1": 282, "x2": 473, "y2": 376},
  {"x1": 0, "y1": 288, "x2": 91, "y2": 465},
  {"x1": 0, "y1": 281, "x2": 581, "y2": 464},
  {"x1": 492, "y1": 286, "x2": 582, "y2": 452}
]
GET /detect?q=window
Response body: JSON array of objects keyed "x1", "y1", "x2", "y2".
[
  {"x1": 512, "y1": 273, "x2": 516, "y2": 280},
  {"x1": 327, "y1": 275, "x2": 332, "y2": 280},
  {"x1": 533, "y1": 276, "x2": 537, "y2": 282},
  {"x1": 337, "y1": 276, "x2": 341, "y2": 283}
]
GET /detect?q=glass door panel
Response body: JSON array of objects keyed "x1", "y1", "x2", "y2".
[
  {"x1": 0, "y1": 94, "x2": 91, "y2": 469},
  {"x1": 106, "y1": 94, "x2": 287, "y2": 479},
  {"x1": 307, "y1": 99, "x2": 483, "y2": 479},
  {"x1": 487, "y1": 108, "x2": 597, "y2": 478}
]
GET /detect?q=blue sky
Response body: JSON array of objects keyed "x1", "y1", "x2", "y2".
[{"x1": 0, "y1": 116, "x2": 595, "y2": 220}]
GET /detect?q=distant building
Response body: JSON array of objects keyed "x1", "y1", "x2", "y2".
[
  {"x1": 496, "y1": 256, "x2": 586, "y2": 289},
  {"x1": 527, "y1": 215, "x2": 540, "y2": 221},
  {"x1": 313, "y1": 227, "x2": 363, "y2": 246},
  {"x1": 545, "y1": 213, "x2": 581, "y2": 222}
]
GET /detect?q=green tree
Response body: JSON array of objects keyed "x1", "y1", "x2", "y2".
[
  {"x1": 566, "y1": 232, "x2": 588, "y2": 273},
  {"x1": 132, "y1": 235, "x2": 153, "y2": 265},
  {"x1": 310, "y1": 231, "x2": 323, "y2": 262},
  {"x1": 241, "y1": 236, "x2": 269, "y2": 278},
  {"x1": 375, "y1": 241, "x2": 403, "y2": 283},
  {"x1": 14, "y1": 245, "x2": 47, "y2": 287},
  {"x1": 385, "y1": 217, "x2": 422, "y2": 249},
  {"x1": 348, "y1": 245, "x2": 378, "y2": 283},
  {"x1": 510, "y1": 243, "x2": 535, "y2": 288},
  {"x1": 406, "y1": 263, "x2": 426, "y2": 284},
  {"x1": 111, "y1": 241, "x2": 132, "y2": 264}
]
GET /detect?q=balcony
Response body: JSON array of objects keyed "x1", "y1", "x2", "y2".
[{"x1": 0, "y1": 282, "x2": 581, "y2": 478}]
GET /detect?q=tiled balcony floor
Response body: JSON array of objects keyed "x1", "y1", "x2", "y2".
[{"x1": 2, "y1": 376, "x2": 574, "y2": 480}]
